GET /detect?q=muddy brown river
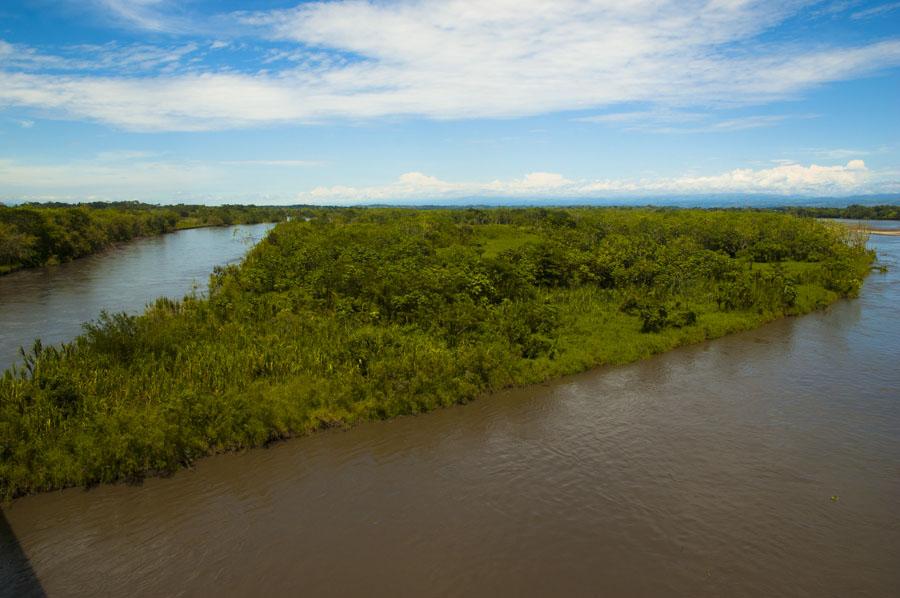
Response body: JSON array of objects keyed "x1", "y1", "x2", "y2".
[{"x1": 2, "y1": 224, "x2": 899, "y2": 597}]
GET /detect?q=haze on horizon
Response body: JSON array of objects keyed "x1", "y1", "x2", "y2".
[{"x1": 0, "y1": 0, "x2": 898, "y2": 205}]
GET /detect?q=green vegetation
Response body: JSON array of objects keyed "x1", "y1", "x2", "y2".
[
  {"x1": 779, "y1": 204, "x2": 900, "y2": 220},
  {"x1": 0, "y1": 208, "x2": 874, "y2": 498},
  {"x1": 0, "y1": 201, "x2": 294, "y2": 275}
]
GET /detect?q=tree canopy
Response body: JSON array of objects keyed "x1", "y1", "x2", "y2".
[{"x1": 0, "y1": 207, "x2": 875, "y2": 498}]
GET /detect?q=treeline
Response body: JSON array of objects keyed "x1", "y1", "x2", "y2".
[
  {"x1": 780, "y1": 204, "x2": 900, "y2": 220},
  {"x1": 0, "y1": 201, "x2": 294, "y2": 274},
  {"x1": 0, "y1": 208, "x2": 874, "y2": 498}
]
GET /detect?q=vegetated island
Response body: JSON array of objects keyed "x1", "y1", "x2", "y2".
[
  {"x1": 0, "y1": 208, "x2": 874, "y2": 499},
  {"x1": 0, "y1": 201, "x2": 294, "y2": 275}
]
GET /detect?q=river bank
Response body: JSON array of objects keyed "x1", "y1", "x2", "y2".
[
  {"x1": 828, "y1": 217, "x2": 900, "y2": 237},
  {"x1": 0, "y1": 223, "x2": 275, "y2": 371},
  {"x1": 0, "y1": 222, "x2": 275, "y2": 277},
  {"x1": 0, "y1": 202, "x2": 291, "y2": 276},
  {"x1": 859, "y1": 227, "x2": 900, "y2": 236},
  {"x1": 3, "y1": 228, "x2": 897, "y2": 597}
]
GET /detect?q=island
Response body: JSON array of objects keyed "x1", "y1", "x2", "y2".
[{"x1": 0, "y1": 207, "x2": 875, "y2": 498}]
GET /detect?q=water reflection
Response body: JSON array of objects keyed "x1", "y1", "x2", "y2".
[{"x1": 0, "y1": 224, "x2": 272, "y2": 371}]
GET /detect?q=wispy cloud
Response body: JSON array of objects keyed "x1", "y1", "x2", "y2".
[
  {"x1": 703, "y1": 115, "x2": 792, "y2": 132},
  {"x1": 85, "y1": 0, "x2": 244, "y2": 37},
  {"x1": 801, "y1": 148, "x2": 870, "y2": 160},
  {"x1": 576, "y1": 111, "x2": 805, "y2": 133},
  {"x1": 0, "y1": 39, "x2": 201, "y2": 75},
  {"x1": 91, "y1": 0, "x2": 183, "y2": 33},
  {"x1": 220, "y1": 159, "x2": 326, "y2": 167},
  {"x1": 852, "y1": 2, "x2": 900, "y2": 19},
  {"x1": 94, "y1": 150, "x2": 161, "y2": 161},
  {"x1": 811, "y1": 1, "x2": 866, "y2": 17},
  {"x1": 575, "y1": 109, "x2": 707, "y2": 128},
  {"x1": 2, "y1": 154, "x2": 888, "y2": 203},
  {"x1": 0, "y1": 1, "x2": 898, "y2": 131}
]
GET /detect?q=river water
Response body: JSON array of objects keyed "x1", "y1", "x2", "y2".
[
  {"x1": 2, "y1": 224, "x2": 899, "y2": 597},
  {"x1": 0, "y1": 224, "x2": 273, "y2": 372}
]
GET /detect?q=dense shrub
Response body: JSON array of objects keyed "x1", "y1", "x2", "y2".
[{"x1": 0, "y1": 207, "x2": 875, "y2": 498}]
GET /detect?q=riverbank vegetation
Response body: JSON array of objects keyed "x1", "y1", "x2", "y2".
[
  {"x1": 0, "y1": 201, "x2": 293, "y2": 274},
  {"x1": 780, "y1": 204, "x2": 900, "y2": 220},
  {"x1": 0, "y1": 208, "x2": 874, "y2": 498}
]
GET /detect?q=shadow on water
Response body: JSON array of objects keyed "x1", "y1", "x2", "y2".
[{"x1": 0, "y1": 511, "x2": 44, "y2": 597}]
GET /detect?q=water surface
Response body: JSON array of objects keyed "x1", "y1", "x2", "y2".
[
  {"x1": 0, "y1": 224, "x2": 272, "y2": 371},
  {"x1": 2, "y1": 226, "x2": 898, "y2": 597}
]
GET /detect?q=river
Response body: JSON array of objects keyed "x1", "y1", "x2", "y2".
[
  {"x1": 0, "y1": 224, "x2": 274, "y2": 371},
  {"x1": 2, "y1": 223, "x2": 899, "y2": 597}
]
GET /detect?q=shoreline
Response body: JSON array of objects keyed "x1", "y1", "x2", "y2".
[
  {"x1": 0, "y1": 221, "x2": 278, "y2": 277},
  {"x1": 0, "y1": 286, "x2": 859, "y2": 503},
  {"x1": 0, "y1": 296, "x2": 836, "y2": 509},
  {"x1": 0, "y1": 209, "x2": 876, "y2": 500},
  {"x1": 826, "y1": 219, "x2": 900, "y2": 237},
  {"x1": 859, "y1": 228, "x2": 900, "y2": 236}
]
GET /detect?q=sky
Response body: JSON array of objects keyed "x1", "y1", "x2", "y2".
[{"x1": 0, "y1": 0, "x2": 899, "y2": 205}]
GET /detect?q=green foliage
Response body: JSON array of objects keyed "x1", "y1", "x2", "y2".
[
  {"x1": 0, "y1": 207, "x2": 875, "y2": 498},
  {"x1": 0, "y1": 202, "x2": 293, "y2": 274},
  {"x1": 780, "y1": 204, "x2": 900, "y2": 220}
]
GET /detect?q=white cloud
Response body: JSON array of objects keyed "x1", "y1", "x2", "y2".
[
  {"x1": 0, "y1": 1, "x2": 898, "y2": 131},
  {"x1": 0, "y1": 154, "x2": 891, "y2": 203},
  {"x1": 220, "y1": 159, "x2": 325, "y2": 167},
  {"x1": 86, "y1": 0, "x2": 240, "y2": 35},
  {"x1": 0, "y1": 39, "x2": 201, "y2": 75},
  {"x1": 93, "y1": 0, "x2": 182, "y2": 33},
  {"x1": 702, "y1": 115, "x2": 792, "y2": 132},
  {"x1": 576, "y1": 110, "x2": 707, "y2": 126},
  {"x1": 852, "y1": 2, "x2": 900, "y2": 19},
  {"x1": 628, "y1": 159, "x2": 871, "y2": 195},
  {"x1": 576, "y1": 110, "x2": 800, "y2": 133},
  {"x1": 298, "y1": 160, "x2": 884, "y2": 204}
]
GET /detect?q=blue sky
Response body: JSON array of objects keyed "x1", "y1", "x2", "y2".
[{"x1": 0, "y1": 0, "x2": 899, "y2": 205}]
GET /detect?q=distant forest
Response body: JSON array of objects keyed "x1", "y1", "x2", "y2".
[{"x1": 0, "y1": 201, "x2": 293, "y2": 274}]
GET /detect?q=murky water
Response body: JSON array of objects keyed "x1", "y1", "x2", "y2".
[
  {"x1": 2, "y1": 225, "x2": 899, "y2": 597},
  {"x1": 0, "y1": 224, "x2": 273, "y2": 372}
]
